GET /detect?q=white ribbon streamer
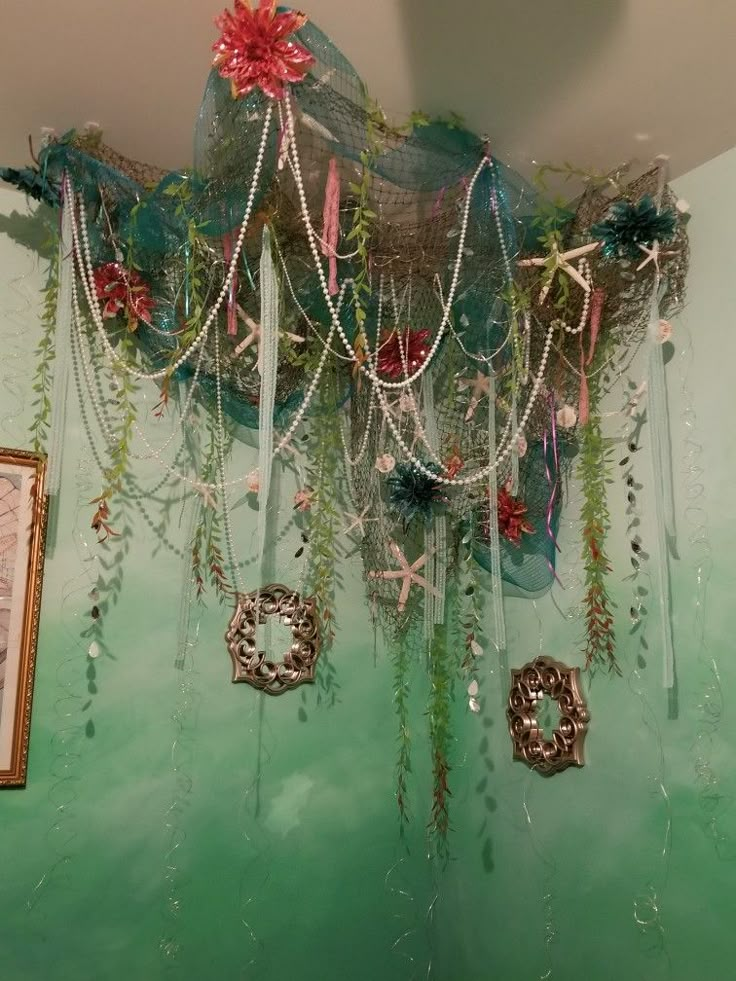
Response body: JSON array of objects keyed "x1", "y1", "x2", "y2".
[{"x1": 46, "y1": 192, "x2": 73, "y2": 494}]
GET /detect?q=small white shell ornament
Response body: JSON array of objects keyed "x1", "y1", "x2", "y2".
[
  {"x1": 658, "y1": 319, "x2": 673, "y2": 343},
  {"x1": 375, "y1": 453, "x2": 396, "y2": 474},
  {"x1": 556, "y1": 405, "x2": 578, "y2": 429}
]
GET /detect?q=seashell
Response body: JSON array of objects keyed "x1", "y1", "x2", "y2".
[
  {"x1": 556, "y1": 405, "x2": 577, "y2": 429},
  {"x1": 375, "y1": 453, "x2": 396, "y2": 474},
  {"x1": 658, "y1": 319, "x2": 673, "y2": 343},
  {"x1": 245, "y1": 470, "x2": 260, "y2": 494}
]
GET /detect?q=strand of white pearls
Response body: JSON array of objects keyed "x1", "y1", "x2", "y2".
[
  {"x1": 283, "y1": 90, "x2": 488, "y2": 392},
  {"x1": 284, "y1": 90, "x2": 552, "y2": 487},
  {"x1": 552, "y1": 259, "x2": 592, "y2": 335},
  {"x1": 67, "y1": 102, "x2": 274, "y2": 384}
]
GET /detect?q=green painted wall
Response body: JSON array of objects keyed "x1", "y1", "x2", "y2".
[{"x1": 0, "y1": 144, "x2": 734, "y2": 981}]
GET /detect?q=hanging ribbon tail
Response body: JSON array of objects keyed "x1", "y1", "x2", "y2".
[
  {"x1": 586, "y1": 289, "x2": 605, "y2": 366},
  {"x1": 321, "y1": 156, "x2": 340, "y2": 296},
  {"x1": 647, "y1": 283, "x2": 677, "y2": 689},
  {"x1": 542, "y1": 406, "x2": 564, "y2": 589},
  {"x1": 47, "y1": 179, "x2": 73, "y2": 497},
  {"x1": 486, "y1": 371, "x2": 507, "y2": 655},
  {"x1": 257, "y1": 225, "x2": 280, "y2": 578},
  {"x1": 223, "y1": 232, "x2": 238, "y2": 336}
]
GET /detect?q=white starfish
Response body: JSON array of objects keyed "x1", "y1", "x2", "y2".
[
  {"x1": 636, "y1": 242, "x2": 677, "y2": 273},
  {"x1": 232, "y1": 307, "x2": 304, "y2": 374},
  {"x1": 233, "y1": 306, "x2": 261, "y2": 365},
  {"x1": 459, "y1": 370, "x2": 491, "y2": 421},
  {"x1": 343, "y1": 505, "x2": 378, "y2": 538},
  {"x1": 518, "y1": 241, "x2": 600, "y2": 304},
  {"x1": 367, "y1": 541, "x2": 440, "y2": 613}
]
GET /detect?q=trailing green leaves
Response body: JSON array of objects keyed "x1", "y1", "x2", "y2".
[{"x1": 30, "y1": 246, "x2": 59, "y2": 454}]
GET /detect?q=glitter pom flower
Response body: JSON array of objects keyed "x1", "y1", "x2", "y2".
[
  {"x1": 213, "y1": 0, "x2": 315, "y2": 101},
  {"x1": 495, "y1": 485, "x2": 534, "y2": 547},
  {"x1": 377, "y1": 328, "x2": 431, "y2": 379},
  {"x1": 591, "y1": 194, "x2": 677, "y2": 261},
  {"x1": 387, "y1": 461, "x2": 446, "y2": 529},
  {"x1": 93, "y1": 262, "x2": 154, "y2": 331}
]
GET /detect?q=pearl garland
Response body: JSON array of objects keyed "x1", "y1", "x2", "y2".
[
  {"x1": 66, "y1": 102, "x2": 274, "y2": 385},
  {"x1": 552, "y1": 259, "x2": 592, "y2": 335},
  {"x1": 282, "y1": 91, "x2": 488, "y2": 393},
  {"x1": 284, "y1": 90, "x2": 555, "y2": 487}
]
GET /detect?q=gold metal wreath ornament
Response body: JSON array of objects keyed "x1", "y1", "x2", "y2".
[
  {"x1": 506, "y1": 656, "x2": 590, "y2": 775},
  {"x1": 226, "y1": 584, "x2": 321, "y2": 695}
]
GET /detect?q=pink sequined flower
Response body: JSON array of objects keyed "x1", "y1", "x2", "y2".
[
  {"x1": 377, "y1": 328, "x2": 431, "y2": 379},
  {"x1": 213, "y1": 0, "x2": 315, "y2": 101},
  {"x1": 93, "y1": 262, "x2": 154, "y2": 331}
]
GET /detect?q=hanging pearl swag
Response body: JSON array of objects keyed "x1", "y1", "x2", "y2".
[{"x1": 60, "y1": 81, "x2": 576, "y2": 654}]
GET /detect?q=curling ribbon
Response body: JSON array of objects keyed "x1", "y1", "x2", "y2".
[
  {"x1": 321, "y1": 157, "x2": 340, "y2": 296},
  {"x1": 257, "y1": 225, "x2": 279, "y2": 572},
  {"x1": 486, "y1": 369, "x2": 507, "y2": 654},
  {"x1": 542, "y1": 397, "x2": 564, "y2": 587},
  {"x1": 577, "y1": 290, "x2": 604, "y2": 427},
  {"x1": 223, "y1": 231, "x2": 239, "y2": 336},
  {"x1": 47, "y1": 178, "x2": 73, "y2": 496}
]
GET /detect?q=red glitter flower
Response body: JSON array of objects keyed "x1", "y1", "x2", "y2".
[
  {"x1": 93, "y1": 262, "x2": 154, "y2": 331},
  {"x1": 213, "y1": 0, "x2": 315, "y2": 101},
  {"x1": 496, "y1": 485, "x2": 534, "y2": 547},
  {"x1": 377, "y1": 328, "x2": 431, "y2": 379}
]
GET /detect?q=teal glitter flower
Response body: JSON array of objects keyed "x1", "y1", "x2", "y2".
[
  {"x1": 387, "y1": 462, "x2": 446, "y2": 529},
  {"x1": 591, "y1": 194, "x2": 677, "y2": 261}
]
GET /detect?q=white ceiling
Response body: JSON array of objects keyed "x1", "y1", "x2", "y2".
[{"x1": 1, "y1": 0, "x2": 735, "y2": 181}]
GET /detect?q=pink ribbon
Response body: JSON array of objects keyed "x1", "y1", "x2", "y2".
[
  {"x1": 543, "y1": 396, "x2": 564, "y2": 587},
  {"x1": 321, "y1": 156, "x2": 340, "y2": 296},
  {"x1": 578, "y1": 289, "x2": 604, "y2": 426},
  {"x1": 223, "y1": 231, "x2": 238, "y2": 336},
  {"x1": 432, "y1": 185, "x2": 446, "y2": 219}
]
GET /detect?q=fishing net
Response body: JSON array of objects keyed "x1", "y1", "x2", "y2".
[{"x1": 31, "y1": 10, "x2": 687, "y2": 605}]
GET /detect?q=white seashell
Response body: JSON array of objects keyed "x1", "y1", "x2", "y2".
[
  {"x1": 556, "y1": 405, "x2": 577, "y2": 429},
  {"x1": 516, "y1": 434, "x2": 528, "y2": 459},
  {"x1": 245, "y1": 469, "x2": 260, "y2": 494},
  {"x1": 467, "y1": 679, "x2": 479, "y2": 697},
  {"x1": 375, "y1": 453, "x2": 396, "y2": 474},
  {"x1": 676, "y1": 198, "x2": 690, "y2": 215},
  {"x1": 88, "y1": 642, "x2": 101, "y2": 660},
  {"x1": 470, "y1": 639, "x2": 484, "y2": 658},
  {"x1": 658, "y1": 319, "x2": 673, "y2": 343},
  {"x1": 469, "y1": 697, "x2": 481, "y2": 714}
]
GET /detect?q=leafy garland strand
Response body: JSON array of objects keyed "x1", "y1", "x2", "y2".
[
  {"x1": 427, "y1": 619, "x2": 454, "y2": 858},
  {"x1": 29, "y1": 244, "x2": 59, "y2": 453},
  {"x1": 90, "y1": 333, "x2": 138, "y2": 542},
  {"x1": 393, "y1": 633, "x2": 412, "y2": 833},
  {"x1": 578, "y1": 386, "x2": 618, "y2": 673},
  {"x1": 305, "y1": 367, "x2": 342, "y2": 703}
]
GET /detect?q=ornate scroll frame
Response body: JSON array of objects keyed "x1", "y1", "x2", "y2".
[
  {"x1": 226, "y1": 584, "x2": 321, "y2": 695},
  {"x1": 506, "y1": 655, "x2": 590, "y2": 776},
  {"x1": 0, "y1": 449, "x2": 48, "y2": 788}
]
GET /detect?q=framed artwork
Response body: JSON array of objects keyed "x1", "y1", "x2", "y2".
[{"x1": 0, "y1": 449, "x2": 48, "y2": 787}]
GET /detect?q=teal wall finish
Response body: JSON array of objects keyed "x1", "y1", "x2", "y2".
[{"x1": 0, "y1": 144, "x2": 734, "y2": 981}]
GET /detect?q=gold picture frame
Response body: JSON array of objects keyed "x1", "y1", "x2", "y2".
[{"x1": 0, "y1": 448, "x2": 48, "y2": 788}]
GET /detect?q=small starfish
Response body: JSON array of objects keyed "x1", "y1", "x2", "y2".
[
  {"x1": 233, "y1": 306, "x2": 261, "y2": 364},
  {"x1": 459, "y1": 370, "x2": 491, "y2": 421},
  {"x1": 232, "y1": 307, "x2": 304, "y2": 374},
  {"x1": 367, "y1": 541, "x2": 440, "y2": 614},
  {"x1": 193, "y1": 482, "x2": 216, "y2": 510},
  {"x1": 518, "y1": 240, "x2": 599, "y2": 304},
  {"x1": 343, "y1": 505, "x2": 378, "y2": 538},
  {"x1": 636, "y1": 242, "x2": 678, "y2": 274}
]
